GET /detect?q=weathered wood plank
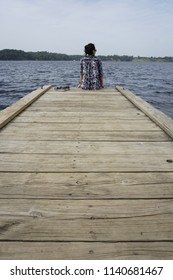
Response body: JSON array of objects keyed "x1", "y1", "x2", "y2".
[
  {"x1": 46, "y1": 88, "x2": 120, "y2": 97},
  {"x1": 17, "y1": 109, "x2": 145, "y2": 117},
  {"x1": 14, "y1": 112, "x2": 147, "y2": 122},
  {"x1": 1, "y1": 199, "x2": 173, "y2": 218},
  {"x1": 0, "y1": 86, "x2": 173, "y2": 260},
  {"x1": 117, "y1": 86, "x2": 173, "y2": 139},
  {"x1": 31, "y1": 90, "x2": 127, "y2": 102},
  {"x1": 0, "y1": 154, "x2": 173, "y2": 172},
  {"x1": 0, "y1": 215, "x2": 171, "y2": 241},
  {"x1": 0, "y1": 85, "x2": 52, "y2": 129},
  {"x1": 29, "y1": 100, "x2": 135, "y2": 111},
  {"x1": 0, "y1": 199, "x2": 173, "y2": 241},
  {"x1": 0, "y1": 130, "x2": 170, "y2": 142},
  {"x1": 1, "y1": 172, "x2": 173, "y2": 199},
  {"x1": 12, "y1": 116, "x2": 150, "y2": 123},
  {"x1": 28, "y1": 106, "x2": 139, "y2": 112},
  {"x1": 51, "y1": 88, "x2": 118, "y2": 94},
  {"x1": 4, "y1": 120, "x2": 160, "y2": 130},
  {"x1": 0, "y1": 241, "x2": 172, "y2": 260},
  {"x1": 1, "y1": 141, "x2": 173, "y2": 154},
  {"x1": 40, "y1": 93, "x2": 125, "y2": 101}
]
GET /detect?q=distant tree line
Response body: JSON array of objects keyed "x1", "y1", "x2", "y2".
[
  {"x1": 0, "y1": 49, "x2": 77, "y2": 61},
  {"x1": 0, "y1": 49, "x2": 134, "y2": 61},
  {"x1": 134, "y1": 56, "x2": 173, "y2": 62},
  {"x1": 0, "y1": 49, "x2": 173, "y2": 62},
  {"x1": 100, "y1": 55, "x2": 134, "y2": 61}
]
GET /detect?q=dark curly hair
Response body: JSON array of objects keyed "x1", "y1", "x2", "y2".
[{"x1": 84, "y1": 43, "x2": 96, "y2": 55}]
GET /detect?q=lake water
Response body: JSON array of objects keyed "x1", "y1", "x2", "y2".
[{"x1": 0, "y1": 60, "x2": 173, "y2": 118}]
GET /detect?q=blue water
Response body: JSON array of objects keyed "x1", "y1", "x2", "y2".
[{"x1": 0, "y1": 60, "x2": 173, "y2": 118}]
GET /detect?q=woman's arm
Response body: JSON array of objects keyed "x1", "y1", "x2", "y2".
[
  {"x1": 78, "y1": 74, "x2": 83, "y2": 87},
  {"x1": 100, "y1": 75, "x2": 104, "y2": 88}
]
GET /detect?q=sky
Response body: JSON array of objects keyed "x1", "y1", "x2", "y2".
[{"x1": 0, "y1": 0, "x2": 173, "y2": 57}]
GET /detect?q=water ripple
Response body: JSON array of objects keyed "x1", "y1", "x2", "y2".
[{"x1": 0, "y1": 61, "x2": 173, "y2": 118}]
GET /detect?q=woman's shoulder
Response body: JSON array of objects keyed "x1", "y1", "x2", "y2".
[
  {"x1": 80, "y1": 56, "x2": 89, "y2": 62},
  {"x1": 80, "y1": 55, "x2": 102, "y2": 63}
]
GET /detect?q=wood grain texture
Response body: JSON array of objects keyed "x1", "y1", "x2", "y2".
[
  {"x1": 0, "y1": 85, "x2": 51, "y2": 129},
  {"x1": 0, "y1": 87, "x2": 173, "y2": 259},
  {"x1": 116, "y1": 86, "x2": 173, "y2": 139},
  {"x1": 0, "y1": 172, "x2": 173, "y2": 199},
  {"x1": 0, "y1": 129, "x2": 170, "y2": 141},
  {"x1": 0, "y1": 214, "x2": 173, "y2": 242},
  {"x1": 0, "y1": 199, "x2": 173, "y2": 241},
  {"x1": 0, "y1": 242, "x2": 172, "y2": 260},
  {"x1": 1, "y1": 140, "x2": 173, "y2": 154},
  {"x1": 0, "y1": 153, "x2": 173, "y2": 172}
]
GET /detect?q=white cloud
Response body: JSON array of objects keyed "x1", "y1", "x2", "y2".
[{"x1": 0, "y1": 0, "x2": 173, "y2": 56}]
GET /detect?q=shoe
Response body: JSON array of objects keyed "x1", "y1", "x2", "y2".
[{"x1": 55, "y1": 86, "x2": 70, "y2": 91}]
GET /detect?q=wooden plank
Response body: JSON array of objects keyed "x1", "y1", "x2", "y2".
[
  {"x1": 0, "y1": 215, "x2": 171, "y2": 241},
  {"x1": 14, "y1": 117, "x2": 150, "y2": 124},
  {"x1": 12, "y1": 116, "x2": 149, "y2": 123},
  {"x1": 1, "y1": 172, "x2": 173, "y2": 199},
  {"x1": 31, "y1": 91, "x2": 126, "y2": 102},
  {"x1": 116, "y1": 86, "x2": 173, "y2": 139},
  {"x1": 15, "y1": 108, "x2": 146, "y2": 118},
  {"x1": 0, "y1": 199, "x2": 173, "y2": 241},
  {"x1": 0, "y1": 241, "x2": 172, "y2": 260},
  {"x1": 40, "y1": 92, "x2": 125, "y2": 100},
  {"x1": 1, "y1": 199, "x2": 172, "y2": 219},
  {"x1": 4, "y1": 120, "x2": 160, "y2": 131},
  {"x1": 0, "y1": 86, "x2": 173, "y2": 260},
  {"x1": 0, "y1": 154, "x2": 173, "y2": 172},
  {"x1": 1, "y1": 141, "x2": 173, "y2": 154},
  {"x1": 49, "y1": 88, "x2": 119, "y2": 96},
  {"x1": 29, "y1": 100, "x2": 135, "y2": 111},
  {"x1": 0, "y1": 130, "x2": 170, "y2": 142},
  {"x1": 27, "y1": 106, "x2": 139, "y2": 112},
  {"x1": 3, "y1": 108, "x2": 149, "y2": 122},
  {"x1": 39, "y1": 96, "x2": 127, "y2": 103},
  {"x1": 17, "y1": 110, "x2": 146, "y2": 117},
  {"x1": 52, "y1": 88, "x2": 118, "y2": 94},
  {"x1": 0, "y1": 85, "x2": 52, "y2": 129}
]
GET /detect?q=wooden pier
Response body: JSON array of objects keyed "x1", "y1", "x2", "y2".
[{"x1": 0, "y1": 86, "x2": 173, "y2": 259}]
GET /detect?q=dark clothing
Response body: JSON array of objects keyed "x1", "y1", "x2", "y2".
[{"x1": 80, "y1": 55, "x2": 103, "y2": 90}]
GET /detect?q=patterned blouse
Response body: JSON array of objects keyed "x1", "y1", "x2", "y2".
[{"x1": 80, "y1": 55, "x2": 103, "y2": 90}]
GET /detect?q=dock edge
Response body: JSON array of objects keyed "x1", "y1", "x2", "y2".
[
  {"x1": 0, "y1": 85, "x2": 52, "y2": 129},
  {"x1": 116, "y1": 86, "x2": 173, "y2": 140}
]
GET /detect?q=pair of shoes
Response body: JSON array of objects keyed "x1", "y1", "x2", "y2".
[{"x1": 55, "y1": 86, "x2": 70, "y2": 91}]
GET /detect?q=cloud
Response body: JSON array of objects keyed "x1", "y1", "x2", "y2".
[{"x1": 0, "y1": 0, "x2": 173, "y2": 56}]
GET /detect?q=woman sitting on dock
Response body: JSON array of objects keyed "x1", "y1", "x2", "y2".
[{"x1": 78, "y1": 43, "x2": 104, "y2": 90}]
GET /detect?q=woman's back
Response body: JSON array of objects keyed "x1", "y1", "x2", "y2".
[
  {"x1": 80, "y1": 55, "x2": 103, "y2": 90},
  {"x1": 79, "y1": 43, "x2": 104, "y2": 90}
]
